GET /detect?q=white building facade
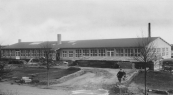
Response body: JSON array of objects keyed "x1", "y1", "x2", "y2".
[{"x1": 1, "y1": 35, "x2": 171, "y2": 62}]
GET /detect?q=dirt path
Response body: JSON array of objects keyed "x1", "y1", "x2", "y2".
[
  {"x1": 51, "y1": 68, "x2": 137, "y2": 94},
  {"x1": 55, "y1": 72, "x2": 95, "y2": 88},
  {"x1": 51, "y1": 68, "x2": 119, "y2": 89}
]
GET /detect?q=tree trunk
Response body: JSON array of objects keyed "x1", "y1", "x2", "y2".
[
  {"x1": 0, "y1": 47, "x2": 1, "y2": 61},
  {"x1": 47, "y1": 68, "x2": 49, "y2": 88},
  {"x1": 145, "y1": 63, "x2": 147, "y2": 95},
  {"x1": 46, "y1": 53, "x2": 49, "y2": 88}
]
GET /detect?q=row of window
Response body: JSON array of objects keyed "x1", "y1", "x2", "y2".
[
  {"x1": 1, "y1": 47, "x2": 169, "y2": 58},
  {"x1": 156, "y1": 47, "x2": 169, "y2": 56},
  {"x1": 2, "y1": 50, "x2": 53, "y2": 57},
  {"x1": 62, "y1": 47, "x2": 169, "y2": 58},
  {"x1": 62, "y1": 48, "x2": 141, "y2": 58}
]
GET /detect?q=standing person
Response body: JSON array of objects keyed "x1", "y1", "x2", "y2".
[
  {"x1": 122, "y1": 70, "x2": 126, "y2": 81},
  {"x1": 117, "y1": 69, "x2": 124, "y2": 83}
]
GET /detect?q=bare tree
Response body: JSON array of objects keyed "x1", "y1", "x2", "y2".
[
  {"x1": 0, "y1": 44, "x2": 3, "y2": 73},
  {"x1": 0, "y1": 44, "x2": 2, "y2": 61},
  {"x1": 0, "y1": 44, "x2": 9, "y2": 78},
  {"x1": 40, "y1": 41, "x2": 54, "y2": 88},
  {"x1": 133, "y1": 37, "x2": 159, "y2": 95}
]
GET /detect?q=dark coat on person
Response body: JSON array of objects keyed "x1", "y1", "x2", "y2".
[{"x1": 117, "y1": 71, "x2": 124, "y2": 78}]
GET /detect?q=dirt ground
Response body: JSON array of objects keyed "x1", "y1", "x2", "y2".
[
  {"x1": 51, "y1": 68, "x2": 134, "y2": 89},
  {"x1": 0, "y1": 68, "x2": 137, "y2": 95},
  {"x1": 0, "y1": 82, "x2": 70, "y2": 95}
]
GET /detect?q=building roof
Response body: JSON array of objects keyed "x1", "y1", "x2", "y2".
[
  {"x1": 3, "y1": 37, "x2": 161, "y2": 49},
  {"x1": 3, "y1": 41, "x2": 57, "y2": 49},
  {"x1": 55, "y1": 37, "x2": 159, "y2": 49},
  {"x1": 0, "y1": 45, "x2": 8, "y2": 48}
]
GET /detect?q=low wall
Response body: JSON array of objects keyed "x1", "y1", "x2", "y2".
[
  {"x1": 50, "y1": 69, "x2": 86, "y2": 85},
  {"x1": 122, "y1": 70, "x2": 139, "y2": 85},
  {"x1": 50, "y1": 67, "x2": 112, "y2": 85}
]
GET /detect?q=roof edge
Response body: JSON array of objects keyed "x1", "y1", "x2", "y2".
[{"x1": 156, "y1": 37, "x2": 172, "y2": 47}]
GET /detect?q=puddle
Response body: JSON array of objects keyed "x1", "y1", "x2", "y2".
[{"x1": 71, "y1": 89, "x2": 108, "y2": 95}]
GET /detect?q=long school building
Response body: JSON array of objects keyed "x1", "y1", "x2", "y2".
[{"x1": 1, "y1": 34, "x2": 172, "y2": 62}]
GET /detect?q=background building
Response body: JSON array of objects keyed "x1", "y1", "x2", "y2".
[{"x1": 1, "y1": 34, "x2": 171, "y2": 63}]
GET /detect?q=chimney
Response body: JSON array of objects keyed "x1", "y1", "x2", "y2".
[
  {"x1": 148, "y1": 23, "x2": 151, "y2": 37},
  {"x1": 57, "y1": 34, "x2": 61, "y2": 44},
  {"x1": 18, "y1": 39, "x2": 21, "y2": 43}
]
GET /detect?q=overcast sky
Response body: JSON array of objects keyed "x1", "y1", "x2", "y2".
[{"x1": 0, "y1": 0, "x2": 173, "y2": 45}]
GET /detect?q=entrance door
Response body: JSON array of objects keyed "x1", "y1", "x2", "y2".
[
  {"x1": 107, "y1": 51, "x2": 114, "y2": 57},
  {"x1": 107, "y1": 49, "x2": 114, "y2": 57},
  {"x1": 15, "y1": 51, "x2": 21, "y2": 59}
]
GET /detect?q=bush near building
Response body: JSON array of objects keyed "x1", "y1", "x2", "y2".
[
  {"x1": 68, "y1": 60, "x2": 154, "y2": 70},
  {"x1": 134, "y1": 62, "x2": 154, "y2": 70},
  {"x1": 69, "y1": 60, "x2": 120, "y2": 68}
]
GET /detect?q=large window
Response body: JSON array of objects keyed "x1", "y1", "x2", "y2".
[
  {"x1": 6, "y1": 50, "x2": 9, "y2": 56},
  {"x1": 62, "y1": 51, "x2": 67, "y2": 57},
  {"x1": 36, "y1": 50, "x2": 39, "y2": 57},
  {"x1": 107, "y1": 49, "x2": 114, "y2": 56},
  {"x1": 162, "y1": 48, "x2": 165, "y2": 56},
  {"x1": 166, "y1": 47, "x2": 169, "y2": 56},
  {"x1": 157, "y1": 48, "x2": 161, "y2": 53},
  {"x1": 124, "y1": 48, "x2": 139, "y2": 57},
  {"x1": 25, "y1": 50, "x2": 29, "y2": 57},
  {"x1": 6, "y1": 50, "x2": 10, "y2": 57},
  {"x1": 83, "y1": 49, "x2": 89, "y2": 56},
  {"x1": 38, "y1": 50, "x2": 41, "y2": 57},
  {"x1": 7, "y1": 50, "x2": 11, "y2": 56},
  {"x1": 134, "y1": 48, "x2": 141, "y2": 56},
  {"x1": 29, "y1": 50, "x2": 33, "y2": 57},
  {"x1": 69, "y1": 51, "x2": 74, "y2": 57},
  {"x1": 4, "y1": 50, "x2": 7, "y2": 57},
  {"x1": 98, "y1": 49, "x2": 105, "y2": 56},
  {"x1": 21, "y1": 50, "x2": 25, "y2": 56},
  {"x1": 134, "y1": 49, "x2": 138, "y2": 56},
  {"x1": 90, "y1": 49, "x2": 97, "y2": 56},
  {"x1": 76, "y1": 49, "x2": 82, "y2": 57},
  {"x1": 33, "y1": 50, "x2": 37, "y2": 57},
  {"x1": 41, "y1": 50, "x2": 45, "y2": 57},
  {"x1": 11, "y1": 50, "x2": 15, "y2": 56},
  {"x1": 125, "y1": 49, "x2": 128, "y2": 56},
  {"x1": 116, "y1": 49, "x2": 123, "y2": 56}
]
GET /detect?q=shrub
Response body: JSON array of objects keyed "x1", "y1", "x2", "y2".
[
  {"x1": 0, "y1": 61, "x2": 10, "y2": 77},
  {"x1": 31, "y1": 79, "x2": 40, "y2": 84},
  {"x1": 67, "y1": 67, "x2": 80, "y2": 71},
  {"x1": 70, "y1": 60, "x2": 120, "y2": 69},
  {"x1": 118, "y1": 62, "x2": 134, "y2": 69},
  {"x1": 0, "y1": 61, "x2": 7, "y2": 71}
]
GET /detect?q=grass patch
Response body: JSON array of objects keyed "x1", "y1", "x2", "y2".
[
  {"x1": 0, "y1": 90, "x2": 19, "y2": 95},
  {"x1": 132, "y1": 71, "x2": 173, "y2": 90},
  {"x1": 3, "y1": 66, "x2": 80, "y2": 85}
]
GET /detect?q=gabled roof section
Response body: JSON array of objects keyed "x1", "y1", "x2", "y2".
[
  {"x1": 3, "y1": 41, "x2": 57, "y2": 49},
  {"x1": 156, "y1": 37, "x2": 172, "y2": 47},
  {"x1": 3, "y1": 37, "x2": 159, "y2": 49},
  {"x1": 54, "y1": 37, "x2": 158, "y2": 49}
]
